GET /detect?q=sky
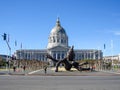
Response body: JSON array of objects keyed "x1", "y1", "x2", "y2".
[{"x1": 0, "y1": 0, "x2": 120, "y2": 56}]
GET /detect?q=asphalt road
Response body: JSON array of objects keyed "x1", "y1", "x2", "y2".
[{"x1": 0, "y1": 75, "x2": 120, "y2": 90}]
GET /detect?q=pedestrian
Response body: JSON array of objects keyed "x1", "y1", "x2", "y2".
[
  {"x1": 23, "y1": 66, "x2": 26, "y2": 71},
  {"x1": 13, "y1": 66, "x2": 16, "y2": 72},
  {"x1": 44, "y1": 66, "x2": 47, "y2": 74}
]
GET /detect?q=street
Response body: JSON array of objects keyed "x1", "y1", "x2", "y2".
[{"x1": 0, "y1": 75, "x2": 120, "y2": 90}]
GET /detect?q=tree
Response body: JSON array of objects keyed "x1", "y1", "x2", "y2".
[{"x1": 0, "y1": 57, "x2": 6, "y2": 68}]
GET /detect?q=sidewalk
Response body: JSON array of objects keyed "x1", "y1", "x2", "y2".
[
  {"x1": 27, "y1": 67, "x2": 120, "y2": 76},
  {"x1": 99, "y1": 69, "x2": 120, "y2": 75},
  {"x1": 1, "y1": 67, "x2": 120, "y2": 76},
  {"x1": 0, "y1": 68, "x2": 32, "y2": 75}
]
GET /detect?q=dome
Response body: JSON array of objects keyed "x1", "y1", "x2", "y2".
[
  {"x1": 50, "y1": 18, "x2": 66, "y2": 35},
  {"x1": 47, "y1": 18, "x2": 68, "y2": 49}
]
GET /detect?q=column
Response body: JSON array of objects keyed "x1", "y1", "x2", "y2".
[
  {"x1": 86, "y1": 52, "x2": 88, "y2": 59},
  {"x1": 84, "y1": 53, "x2": 85, "y2": 60},
  {"x1": 98, "y1": 51, "x2": 100, "y2": 60},
  {"x1": 56, "y1": 52, "x2": 58, "y2": 60},
  {"x1": 93, "y1": 51, "x2": 95, "y2": 60},
  {"x1": 60, "y1": 51, "x2": 62, "y2": 60},
  {"x1": 90, "y1": 52, "x2": 92, "y2": 59}
]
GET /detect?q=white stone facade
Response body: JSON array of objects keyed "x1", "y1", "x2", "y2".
[
  {"x1": 15, "y1": 18, "x2": 103, "y2": 62},
  {"x1": 103, "y1": 54, "x2": 120, "y2": 62}
]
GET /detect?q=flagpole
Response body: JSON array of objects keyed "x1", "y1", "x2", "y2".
[
  {"x1": 20, "y1": 43, "x2": 22, "y2": 60},
  {"x1": 111, "y1": 40, "x2": 114, "y2": 71},
  {"x1": 14, "y1": 40, "x2": 17, "y2": 69},
  {"x1": 19, "y1": 43, "x2": 22, "y2": 71},
  {"x1": 20, "y1": 43, "x2": 22, "y2": 66},
  {"x1": 103, "y1": 44, "x2": 105, "y2": 71}
]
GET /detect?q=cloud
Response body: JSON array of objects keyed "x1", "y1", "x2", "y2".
[
  {"x1": 95, "y1": 28, "x2": 120, "y2": 36},
  {"x1": 109, "y1": 30, "x2": 120, "y2": 36},
  {"x1": 107, "y1": 28, "x2": 120, "y2": 36},
  {"x1": 114, "y1": 31, "x2": 120, "y2": 35}
]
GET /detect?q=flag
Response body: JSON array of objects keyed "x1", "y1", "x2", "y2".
[
  {"x1": 104, "y1": 44, "x2": 106, "y2": 49},
  {"x1": 21, "y1": 43, "x2": 22, "y2": 49},
  {"x1": 15, "y1": 40, "x2": 17, "y2": 46}
]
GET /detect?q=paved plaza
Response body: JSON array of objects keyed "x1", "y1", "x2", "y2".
[
  {"x1": 0, "y1": 68, "x2": 120, "y2": 90},
  {"x1": 0, "y1": 67, "x2": 120, "y2": 76}
]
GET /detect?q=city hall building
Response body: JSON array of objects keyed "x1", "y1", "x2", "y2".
[{"x1": 15, "y1": 18, "x2": 103, "y2": 63}]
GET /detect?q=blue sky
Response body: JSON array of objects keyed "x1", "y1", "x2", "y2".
[{"x1": 0, "y1": 0, "x2": 120, "y2": 56}]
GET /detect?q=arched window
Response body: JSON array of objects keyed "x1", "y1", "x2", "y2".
[
  {"x1": 49, "y1": 37, "x2": 52, "y2": 43},
  {"x1": 57, "y1": 39, "x2": 59, "y2": 43},
  {"x1": 64, "y1": 40, "x2": 66, "y2": 43},
  {"x1": 61, "y1": 39, "x2": 63, "y2": 43},
  {"x1": 53, "y1": 37, "x2": 55, "y2": 42}
]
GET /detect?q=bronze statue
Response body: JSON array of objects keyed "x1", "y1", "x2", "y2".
[{"x1": 46, "y1": 46, "x2": 90, "y2": 72}]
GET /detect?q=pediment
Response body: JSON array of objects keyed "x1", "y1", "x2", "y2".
[{"x1": 48, "y1": 45, "x2": 70, "y2": 51}]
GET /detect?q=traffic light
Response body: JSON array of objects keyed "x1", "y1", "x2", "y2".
[{"x1": 3, "y1": 33, "x2": 7, "y2": 40}]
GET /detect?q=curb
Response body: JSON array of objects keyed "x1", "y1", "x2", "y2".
[{"x1": 99, "y1": 70, "x2": 120, "y2": 74}]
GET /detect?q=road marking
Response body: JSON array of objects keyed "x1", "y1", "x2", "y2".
[{"x1": 28, "y1": 69, "x2": 41, "y2": 74}]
